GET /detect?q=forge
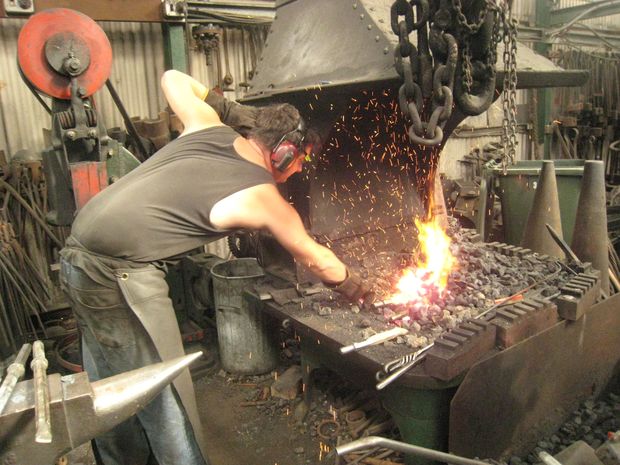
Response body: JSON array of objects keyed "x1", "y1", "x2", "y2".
[{"x1": 220, "y1": 0, "x2": 620, "y2": 462}]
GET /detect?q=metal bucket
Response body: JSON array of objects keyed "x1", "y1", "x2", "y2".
[{"x1": 211, "y1": 258, "x2": 278, "y2": 374}]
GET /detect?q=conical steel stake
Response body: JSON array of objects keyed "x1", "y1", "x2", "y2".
[
  {"x1": 521, "y1": 161, "x2": 564, "y2": 258},
  {"x1": 571, "y1": 160, "x2": 609, "y2": 293}
]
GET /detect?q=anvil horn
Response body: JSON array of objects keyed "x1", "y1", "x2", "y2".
[{"x1": 90, "y1": 351, "x2": 202, "y2": 432}]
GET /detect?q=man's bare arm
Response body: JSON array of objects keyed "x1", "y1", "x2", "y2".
[
  {"x1": 211, "y1": 184, "x2": 347, "y2": 283},
  {"x1": 160, "y1": 70, "x2": 220, "y2": 132}
]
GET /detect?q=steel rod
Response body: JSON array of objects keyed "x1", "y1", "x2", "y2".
[
  {"x1": 105, "y1": 80, "x2": 149, "y2": 161},
  {"x1": 31, "y1": 340, "x2": 52, "y2": 443},
  {"x1": 0, "y1": 178, "x2": 62, "y2": 248},
  {"x1": 340, "y1": 327, "x2": 408, "y2": 354},
  {"x1": 0, "y1": 343, "x2": 32, "y2": 414},
  {"x1": 0, "y1": 252, "x2": 48, "y2": 337},
  {"x1": 545, "y1": 223, "x2": 582, "y2": 264},
  {"x1": 336, "y1": 437, "x2": 490, "y2": 465}
]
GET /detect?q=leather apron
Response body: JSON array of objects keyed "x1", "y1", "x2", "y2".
[
  {"x1": 114, "y1": 265, "x2": 209, "y2": 462},
  {"x1": 60, "y1": 238, "x2": 209, "y2": 462}
]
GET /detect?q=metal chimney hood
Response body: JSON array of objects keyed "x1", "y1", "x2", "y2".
[{"x1": 243, "y1": 0, "x2": 588, "y2": 101}]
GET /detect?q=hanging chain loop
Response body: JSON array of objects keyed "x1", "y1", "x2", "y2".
[{"x1": 390, "y1": 0, "x2": 516, "y2": 152}]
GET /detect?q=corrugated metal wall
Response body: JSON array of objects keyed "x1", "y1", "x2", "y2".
[
  {"x1": 97, "y1": 21, "x2": 167, "y2": 131},
  {"x1": 0, "y1": 18, "x2": 49, "y2": 158},
  {"x1": 553, "y1": 0, "x2": 620, "y2": 31}
]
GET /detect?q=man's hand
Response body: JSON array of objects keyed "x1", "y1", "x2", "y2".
[{"x1": 325, "y1": 269, "x2": 375, "y2": 308}]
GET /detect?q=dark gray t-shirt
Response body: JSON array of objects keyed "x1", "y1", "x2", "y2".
[{"x1": 71, "y1": 125, "x2": 274, "y2": 262}]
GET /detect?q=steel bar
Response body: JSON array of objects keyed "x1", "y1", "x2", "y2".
[
  {"x1": 0, "y1": 343, "x2": 32, "y2": 414},
  {"x1": 545, "y1": 224, "x2": 582, "y2": 265},
  {"x1": 31, "y1": 340, "x2": 52, "y2": 443},
  {"x1": 105, "y1": 80, "x2": 149, "y2": 161},
  {"x1": 0, "y1": 294, "x2": 16, "y2": 353},
  {"x1": 375, "y1": 353, "x2": 427, "y2": 391},
  {"x1": 0, "y1": 178, "x2": 62, "y2": 248},
  {"x1": 0, "y1": 257, "x2": 41, "y2": 331},
  {"x1": 0, "y1": 251, "x2": 48, "y2": 337},
  {"x1": 340, "y1": 328, "x2": 408, "y2": 354},
  {"x1": 336, "y1": 436, "x2": 489, "y2": 465}
]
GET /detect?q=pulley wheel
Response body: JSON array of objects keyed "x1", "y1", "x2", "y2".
[{"x1": 17, "y1": 8, "x2": 112, "y2": 99}]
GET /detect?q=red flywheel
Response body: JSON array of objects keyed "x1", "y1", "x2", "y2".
[{"x1": 17, "y1": 8, "x2": 112, "y2": 99}]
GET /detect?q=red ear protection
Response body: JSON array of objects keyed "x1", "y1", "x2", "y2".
[{"x1": 270, "y1": 118, "x2": 307, "y2": 172}]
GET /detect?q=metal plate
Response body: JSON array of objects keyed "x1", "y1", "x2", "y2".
[
  {"x1": 17, "y1": 8, "x2": 112, "y2": 99},
  {"x1": 449, "y1": 293, "x2": 620, "y2": 460}
]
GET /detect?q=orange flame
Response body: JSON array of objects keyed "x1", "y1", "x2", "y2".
[{"x1": 389, "y1": 217, "x2": 455, "y2": 305}]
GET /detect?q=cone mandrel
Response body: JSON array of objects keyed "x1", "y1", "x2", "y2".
[
  {"x1": 521, "y1": 161, "x2": 564, "y2": 258},
  {"x1": 571, "y1": 160, "x2": 609, "y2": 293}
]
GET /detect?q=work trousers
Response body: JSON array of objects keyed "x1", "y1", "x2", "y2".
[{"x1": 59, "y1": 251, "x2": 207, "y2": 465}]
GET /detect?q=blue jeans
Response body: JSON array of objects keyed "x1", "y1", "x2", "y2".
[{"x1": 60, "y1": 257, "x2": 207, "y2": 465}]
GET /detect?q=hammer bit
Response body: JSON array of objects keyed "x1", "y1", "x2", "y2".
[
  {"x1": 0, "y1": 343, "x2": 32, "y2": 414},
  {"x1": 31, "y1": 340, "x2": 52, "y2": 443}
]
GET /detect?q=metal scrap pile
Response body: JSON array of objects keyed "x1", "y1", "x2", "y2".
[
  {"x1": 0, "y1": 150, "x2": 68, "y2": 358},
  {"x1": 511, "y1": 390, "x2": 620, "y2": 465}
]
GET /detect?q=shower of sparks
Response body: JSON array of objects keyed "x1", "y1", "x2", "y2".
[{"x1": 299, "y1": 88, "x2": 451, "y2": 305}]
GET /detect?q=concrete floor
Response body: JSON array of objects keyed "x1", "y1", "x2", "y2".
[
  {"x1": 195, "y1": 372, "x2": 324, "y2": 465},
  {"x1": 66, "y1": 334, "x2": 326, "y2": 465}
]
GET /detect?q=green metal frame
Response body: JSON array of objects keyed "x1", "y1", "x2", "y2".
[
  {"x1": 162, "y1": 23, "x2": 188, "y2": 72},
  {"x1": 380, "y1": 385, "x2": 457, "y2": 465},
  {"x1": 535, "y1": 1, "x2": 553, "y2": 160}
]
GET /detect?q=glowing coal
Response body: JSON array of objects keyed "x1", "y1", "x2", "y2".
[{"x1": 387, "y1": 217, "x2": 455, "y2": 307}]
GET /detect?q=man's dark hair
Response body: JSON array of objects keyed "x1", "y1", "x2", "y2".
[{"x1": 250, "y1": 103, "x2": 303, "y2": 149}]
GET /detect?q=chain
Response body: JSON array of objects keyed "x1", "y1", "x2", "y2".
[
  {"x1": 452, "y1": 0, "x2": 490, "y2": 34},
  {"x1": 461, "y1": 41, "x2": 474, "y2": 92},
  {"x1": 500, "y1": 3, "x2": 518, "y2": 172},
  {"x1": 390, "y1": 0, "x2": 506, "y2": 146}
]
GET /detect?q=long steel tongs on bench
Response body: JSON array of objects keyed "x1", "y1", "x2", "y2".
[{"x1": 375, "y1": 343, "x2": 433, "y2": 390}]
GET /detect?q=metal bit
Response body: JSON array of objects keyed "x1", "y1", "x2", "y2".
[
  {"x1": 340, "y1": 327, "x2": 408, "y2": 354},
  {"x1": 31, "y1": 340, "x2": 52, "y2": 443},
  {"x1": 381, "y1": 342, "x2": 434, "y2": 375},
  {"x1": 336, "y1": 436, "x2": 490, "y2": 465},
  {"x1": 538, "y1": 451, "x2": 563, "y2": 465},
  {"x1": 0, "y1": 343, "x2": 32, "y2": 414}
]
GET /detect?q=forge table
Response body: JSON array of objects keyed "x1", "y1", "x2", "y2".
[
  {"x1": 247, "y1": 290, "x2": 478, "y2": 464},
  {"x1": 246, "y1": 291, "x2": 620, "y2": 464}
]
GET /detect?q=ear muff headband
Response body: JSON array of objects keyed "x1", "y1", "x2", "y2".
[{"x1": 270, "y1": 119, "x2": 307, "y2": 172}]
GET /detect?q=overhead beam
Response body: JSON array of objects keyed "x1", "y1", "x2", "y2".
[
  {"x1": 519, "y1": 25, "x2": 620, "y2": 49},
  {"x1": 549, "y1": 0, "x2": 620, "y2": 27},
  {"x1": 0, "y1": 0, "x2": 163, "y2": 21}
]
